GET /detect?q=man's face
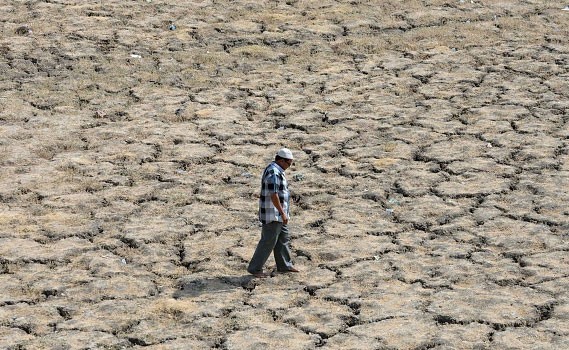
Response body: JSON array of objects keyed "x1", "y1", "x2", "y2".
[{"x1": 280, "y1": 158, "x2": 293, "y2": 170}]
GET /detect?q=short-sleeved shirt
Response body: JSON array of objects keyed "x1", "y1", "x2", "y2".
[{"x1": 258, "y1": 162, "x2": 290, "y2": 224}]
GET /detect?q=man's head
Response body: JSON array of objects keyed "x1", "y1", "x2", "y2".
[{"x1": 275, "y1": 148, "x2": 294, "y2": 170}]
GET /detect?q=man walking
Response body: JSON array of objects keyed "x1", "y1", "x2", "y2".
[{"x1": 247, "y1": 148, "x2": 299, "y2": 278}]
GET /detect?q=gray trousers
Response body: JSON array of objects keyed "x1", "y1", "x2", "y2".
[{"x1": 247, "y1": 222, "x2": 293, "y2": 273}]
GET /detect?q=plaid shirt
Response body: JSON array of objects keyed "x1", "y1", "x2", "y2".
[{"x1": 258, "y1": 162, "x2": 290, "y2": 224}]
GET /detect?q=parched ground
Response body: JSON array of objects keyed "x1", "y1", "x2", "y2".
[{"x1": 1, "y1": 0, "x2": 568, "y2": 349}]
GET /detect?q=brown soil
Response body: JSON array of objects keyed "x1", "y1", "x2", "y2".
[{"x1": 1, "y1": 0, "x2": 568, "y2": 349}]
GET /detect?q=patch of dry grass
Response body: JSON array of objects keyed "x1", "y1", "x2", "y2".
[
  {"x1": 35, "y1": 141, "x2": 81, "y2": 160},
  {"x1": 151, "y1": 298, "x2": 202, "y2": 320},
  {"x1": 232, "y1": 44, "x2": 283, "y2": 61}
]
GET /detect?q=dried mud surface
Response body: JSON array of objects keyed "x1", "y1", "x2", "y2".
[{"x1": 1, "y1": 0, "x2": 569, "y2": 349}]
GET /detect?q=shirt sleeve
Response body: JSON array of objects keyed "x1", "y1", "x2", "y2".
[{"x1": 264, "y1": 172, "x2": 280, "y2": 193}]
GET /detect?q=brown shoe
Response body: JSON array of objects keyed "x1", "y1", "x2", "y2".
[
  {"x1": 251, "y1": 271, "x2": 270, "y2": 278},
  {"x1": 278, "y1": 267, "x2": 299, "y2": 273}
]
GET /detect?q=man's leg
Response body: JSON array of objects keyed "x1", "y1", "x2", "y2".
[
  {"x1": 273, "y1": 224, "x2": 294, "y2": 272},
  {"x1": 247, "y1": 222, "x2": 282, "y2": 274}
]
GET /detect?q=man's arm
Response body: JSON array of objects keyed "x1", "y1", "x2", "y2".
[{"x1": 270, "y1": 192, "x2": 288, "y2": 224}]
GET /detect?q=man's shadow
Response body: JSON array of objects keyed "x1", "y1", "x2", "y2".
[{"x1": 173, "y1": 274, "x2": 257, "y2": 298}]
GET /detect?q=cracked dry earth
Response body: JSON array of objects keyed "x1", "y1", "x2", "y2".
[{"x1": 1, "y1": 0, "x2": 568, "y2": 349}]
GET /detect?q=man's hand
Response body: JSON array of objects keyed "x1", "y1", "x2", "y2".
[{"x1": 271, "y1": 192, "x2": 288, "y2": 225}]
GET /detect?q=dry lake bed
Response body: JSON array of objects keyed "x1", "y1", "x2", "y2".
[{"x1": 1, "y1": 0, "x2": 568, "y2": 349}]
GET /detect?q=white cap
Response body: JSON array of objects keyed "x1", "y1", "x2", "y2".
[{"x1": 277, "y1": 148, "x2": 294, "y2": 160}]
